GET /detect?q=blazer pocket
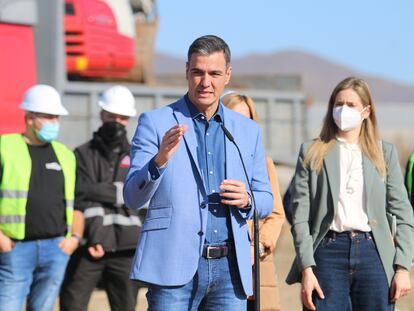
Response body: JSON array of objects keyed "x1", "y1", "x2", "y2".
[{"x1": 141, "y1": 205, "x2": 172, "y2": 232}]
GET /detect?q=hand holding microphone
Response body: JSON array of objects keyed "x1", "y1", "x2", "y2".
[
  {"x1": 220, "y1": 122, "x2": 261, "y2": 310},
  {"x1": 219, "y1": 179, "x2": 250, "y2": 209},
  {"x1": 220, "y1": 123, "x2": 255, "y2": 210}
]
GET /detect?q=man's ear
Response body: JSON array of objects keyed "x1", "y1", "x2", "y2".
[
  {"x1": 185, "y1": 62, "x2": 189, "y2": 80},
  {"x1": 225, "y1": 66, "x2": 232, "y2": 85},
  {"x1": 25, "y1": 112, "x2": 34, "y2": 125}
]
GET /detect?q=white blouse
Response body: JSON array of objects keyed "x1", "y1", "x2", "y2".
[{"x1": 329, "y1": 138, "x2": 372, "y2": 232}]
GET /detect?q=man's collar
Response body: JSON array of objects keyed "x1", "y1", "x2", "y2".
[{"x1": 184, "y1": 94, "x2": 223, "y2": 122}]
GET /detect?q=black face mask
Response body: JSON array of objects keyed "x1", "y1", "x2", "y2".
[{"x1": 99, "y1": 121, "x2": 126, "y2": 143}]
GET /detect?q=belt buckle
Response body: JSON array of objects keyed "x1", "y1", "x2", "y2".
[
  {"x1": 206, "y1": 246, "x2": 219, "y2": 259},
  {"x1": 350, "y1": 230, "x2": 359, "y2": 237}
]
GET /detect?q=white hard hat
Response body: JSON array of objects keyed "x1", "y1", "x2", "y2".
[
  {"x1": 98, "y1": 85, "x2": 137, "y2": 117},
  {"x1": 20, "y1": 84, "x2": 68, "y2": 116}
]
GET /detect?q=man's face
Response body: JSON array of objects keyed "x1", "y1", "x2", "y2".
[
  {"x1": 101, "y1": 110, "x2": 129, "y2": 127},
  {"x1": 27, "y1": 112, "x2": 59, "y2": 131},
  {"x1": 186, "y1": 51, "x2": 231, "y2": 113}
]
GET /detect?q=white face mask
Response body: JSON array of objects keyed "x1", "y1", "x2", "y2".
[{"x1": 332, "y1": 105, "x2": 366, "y2": 132}]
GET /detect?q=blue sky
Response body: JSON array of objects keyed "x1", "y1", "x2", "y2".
[{"x1": 156, "y1": 1, "x2": 414, "y2": 85}]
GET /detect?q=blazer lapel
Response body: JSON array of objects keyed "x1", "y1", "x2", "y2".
[
  {"x1": 362, "y1": 154, "x2": 376, "y2": 213},
  {"x1": 323, "y1": 142, "x2": 340, "y2": 213},
  {"x1": 172, "y1": 100, "x2": 204, "y2": 184}
]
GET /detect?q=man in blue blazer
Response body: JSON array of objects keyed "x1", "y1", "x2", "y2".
[{"x1": 124, "y1": 35, "x2": 273, "y2": 310}]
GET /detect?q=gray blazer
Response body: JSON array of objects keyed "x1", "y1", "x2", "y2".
[{"x1": 286, "y1": 140, "x2": 414, "y2": 285}]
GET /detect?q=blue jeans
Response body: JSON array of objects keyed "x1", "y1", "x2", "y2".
[
  {"x1": 146, "y1": 246, "x2": 246, "y2": 311},
  {"x1": 0, "y1": 236, "x2": 69, "y2": 311},
  {"x1": 310, "y1": 231, "x2": 394, "y2": 311}
]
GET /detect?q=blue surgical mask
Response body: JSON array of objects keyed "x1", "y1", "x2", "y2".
[{"x1": 36, "y1": 122, "x2": 60, "y2": 142}]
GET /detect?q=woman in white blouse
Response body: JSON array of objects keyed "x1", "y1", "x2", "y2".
[{"x1": 286, "y1": 77, "x2": 414, "y2": 310}]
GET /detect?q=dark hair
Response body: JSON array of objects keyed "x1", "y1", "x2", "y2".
[{"x1": 187, "y1": 35, "x2": 231, "y2": 66}]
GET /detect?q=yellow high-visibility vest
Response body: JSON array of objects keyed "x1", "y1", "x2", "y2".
[{"x1": 0, "y1": 133, "x2": 76, "y2": 240}]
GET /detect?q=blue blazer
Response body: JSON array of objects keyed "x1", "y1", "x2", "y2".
[{"x1": 124, "y1": 97, "x2": 273, "y2": 295}]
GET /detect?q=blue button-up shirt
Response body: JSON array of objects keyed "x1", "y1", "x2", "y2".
[{"x1": 185, "y1": 95, "x2": 231, "y2": 244}]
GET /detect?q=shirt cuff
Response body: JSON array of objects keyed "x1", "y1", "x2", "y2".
[
  {"x1": 239, "y1": 206, "x2": 252, "y2": 215},
  {"x1": 148, "y1": 157, "x2": 167, "y2": 181},
  {"x1": 239, "y1": 192, "x2": 252, "y2": 214}
]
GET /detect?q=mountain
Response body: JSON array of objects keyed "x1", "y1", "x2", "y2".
[
  {"x1": 154, "y1": 50, "x2": 414, "y2": 103},
  {"x1": 154, "y1": 52, "x2": 185, "y2": 74}
]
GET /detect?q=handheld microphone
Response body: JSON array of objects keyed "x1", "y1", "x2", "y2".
[
  {"x1": 220, "y1": 123, "x2": 255, "y2": 209},
  {"x1": 220, "y1": 123, "x2": 261, "y2": 311}
]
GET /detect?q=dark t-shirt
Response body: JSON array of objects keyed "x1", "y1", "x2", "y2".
[
  {"x1": 0, "y1": 142, "x2": 66, "y2": 240},
  {"x1": 24, "y1": 144, "x2": 67, "y2": 240}
]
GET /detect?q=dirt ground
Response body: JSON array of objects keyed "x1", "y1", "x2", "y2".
[
  {"x1": 55, "y1": 165, "x2": 414, "y2": 310},
  {"x1": 68, "y1": 225, "x2": 413, "y2": 311}
]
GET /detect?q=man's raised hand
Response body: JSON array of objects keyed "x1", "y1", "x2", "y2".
[{"x1": 154, "y1": 124, "x2": 188, "y2": 168}]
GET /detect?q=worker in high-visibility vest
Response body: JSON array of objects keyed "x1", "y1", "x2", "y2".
[
  {"x1": 60, "y1": 85, "x2": 142, "y2": 311},
  {"x1": 0, "y1": 84, "x2": 83, "y2": 311},
  {"x1": 405, "y1": 151, "x2": 414, "y2": 206}
]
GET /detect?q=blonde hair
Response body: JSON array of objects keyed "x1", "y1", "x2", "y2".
[
  {"x1": 221, "y1": 93, "x2": 259, "y2": 122},
  {"x1": 304, "y1": 77, "x2": 386, "y2": 176}
]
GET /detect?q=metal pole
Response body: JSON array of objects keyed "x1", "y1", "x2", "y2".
[
  {"x1": 34, "y1": 0, "x2": 65, "y2": 91},
  {"x1": 253, "y1": 210, "x2": 261, "y2": 311}
]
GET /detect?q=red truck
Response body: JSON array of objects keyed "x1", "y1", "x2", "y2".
[
  {"x1": 0, "y1": 0, "x2": 139, "y2": 134},
  {"x1": 65, "y1": 0, "x2": 136, "y2": 78},
  {"x1": 0, "y1": 0, "x2": 158, "y2": 134},
  {"x1": 0, "y1": 5, "x2": 37, "y2": 134}
]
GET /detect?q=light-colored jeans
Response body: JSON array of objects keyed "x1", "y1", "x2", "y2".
[
  {"x1": 146, "y1": 245, "x2": 246, "y2": 311},
  {"x1": 0, "y1": 236, "x2": 69, "y2": 311}
]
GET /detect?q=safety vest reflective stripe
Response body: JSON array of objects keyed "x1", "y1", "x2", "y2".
[
  {"x1": 0, "y1": 215, "x2": 25, "y2": 223},
  {"x1": 0, "y1": 189, "x2": 74, "y2": 210},
  {"x1": 66, "y1": 200, "x2": 74, "y2": 209},
  {"x1": 84, "y1": 207, "x2": 105, "y2": 218},
  {"x1": 0, "y1": 190, "x2": 28, "y2": 198},
  {"x1": 84, "y1": 207, "x2": 142, "y2": 227},
  {"x1": 103, "y1": 214, "x2": 141, "y2": 226}
]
